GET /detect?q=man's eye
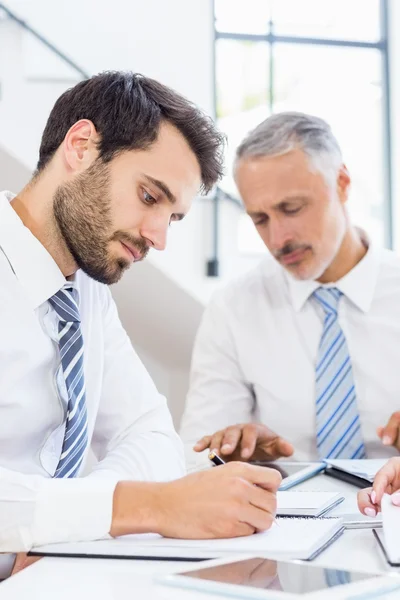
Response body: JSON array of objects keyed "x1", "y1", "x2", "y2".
[
  {"x1": 143, "y1": 190, "x2": 157, "y2": 205},
  {"x1": 254, "y1": 215, "x2": 268, "y2": 226},
  {"x1": 284, "y1": 206, "x2": 302, "y2": 215}
]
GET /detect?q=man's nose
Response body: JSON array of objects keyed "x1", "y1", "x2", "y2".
[{"x1": 140, "y1": 216, "x2": 169, "y2": 251}]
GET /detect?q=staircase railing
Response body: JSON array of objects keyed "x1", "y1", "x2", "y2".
[{"x1": 0, "y1": 3, "x2": 89, "y2": 79}]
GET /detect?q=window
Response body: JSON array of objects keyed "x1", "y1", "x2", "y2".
[{"x1": 215, "y1": 0, "x2": 391, "y2": 252}]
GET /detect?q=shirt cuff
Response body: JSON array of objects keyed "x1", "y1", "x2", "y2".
[{"x1": 30, "y1": 477, "x2": 116, "y2": 549}]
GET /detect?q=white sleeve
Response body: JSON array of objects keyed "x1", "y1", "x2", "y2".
[
  {"x1": 180, "y1": 291, "x2": 256, "y2": 465},
  {"x1": 88, "y1": 287, "x2": 185, "y2": 483},
  {"x1": 0, "y1": 467, "x2": 115, "y2": 552}
]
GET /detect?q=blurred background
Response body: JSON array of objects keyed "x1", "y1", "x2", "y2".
[{"x1": 0, "y1": 0, "x2": 398, "y2": 428}]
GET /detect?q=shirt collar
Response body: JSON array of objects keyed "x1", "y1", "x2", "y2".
[
  {"x1": 284, "y1": 232, "x2": 380, "y2": 314},
  {"x1": 0, "y1": 190, "x2": 67, "y2": 309}
]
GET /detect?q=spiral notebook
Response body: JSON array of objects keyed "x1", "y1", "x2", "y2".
[{"x1": 30, "y1": 517, "x2": 344, "y2": 563}]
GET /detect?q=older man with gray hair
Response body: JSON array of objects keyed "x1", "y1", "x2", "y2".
[{"x1": 180, "y1": 111, "x2": 400, "y2": 465}]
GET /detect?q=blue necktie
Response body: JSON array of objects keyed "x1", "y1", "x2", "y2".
[
  {"x1": 313, "y1": 287, "x2": 365, "y2": 459},
  {"x1": 49, "y1": 285, "x2": 88, "y2": 477}
]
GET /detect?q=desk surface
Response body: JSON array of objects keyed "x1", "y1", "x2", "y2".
[{"x1": 1, "y1": 470, "x2": 398, "y2": 600}]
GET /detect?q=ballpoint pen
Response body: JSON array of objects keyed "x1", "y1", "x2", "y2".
[{"x1": 208, "y1": 449, "x2": 226, "y2": 466}]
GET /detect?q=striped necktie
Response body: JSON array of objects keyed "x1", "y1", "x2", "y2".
[
  {"x1": 48, "y1": 284, "x2": 88, "y2": 477},
  {"x1": 313, "y1": 287, "x2": 365, "y2": 459}
]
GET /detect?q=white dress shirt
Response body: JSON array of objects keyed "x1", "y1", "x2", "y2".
[
  {"x1": 181, "y1": 239, "x2": 400, "y2": 466},
  {"x1": 0, "y1": 191, "x2": 185, "y2": 554}
]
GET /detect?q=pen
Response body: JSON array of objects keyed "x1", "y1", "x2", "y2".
[
  {"x1": 208, "y1": 449, "x2": 226, "y2": 466},
  {"x1": 208, "y1": 449, "x2": 280, "y2": 527}
]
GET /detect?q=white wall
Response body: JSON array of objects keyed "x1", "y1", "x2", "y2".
[
  {"x1": 136, "y1": 348, "x2": 190, "y2": 430},
  {"x1": 0, "y1": 144, "x2": 30, "y2": 190}
]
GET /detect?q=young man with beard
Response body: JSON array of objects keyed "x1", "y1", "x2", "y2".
[
  {"x1": 0, "y1": 72, "x2": 280, "y2": 577},
  {"x1": 181, "y1": 112, "x2": 400, "y2": 466}
]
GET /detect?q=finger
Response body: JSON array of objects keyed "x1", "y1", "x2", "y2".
[
  {"x1": 193, "y1": 435, "x2": 212, "y2": 452},
  {"x1": 240, "y1": 425, "x2": 259, "y2": 459},
  {"x1": 275, "y1": 438, "x2": 295, "y2": 458},
  {"x1": 221, "y1": 427, "x2": 243, "y2": 456},
  {"x1": 234, "y1": 463, "x2": 282, "y2": 491},
  {"x1": 357, "y1": 488, "x2": 378, "y2": 516},
  {"x1": 377, "y1": 426, "x2": 384, "y2": 439},
  {"x1": 372, "y1": 459, "x2": 400, "y2": 504},
  {"x1": 248, "y1": 483, "x2": 278, "y2": 516},
  {"x1": 240, "y1": 503, "x2": 275, "y2": 532},
  {"x1": 209, "y1": 430, "x2": 226, "y2": 456},
  {"x1": 259, "y1": 437, "x2": 294, "y2": 460},
  {"x1": 380, "y1": 412, "x2": 400, "y2": 446}
]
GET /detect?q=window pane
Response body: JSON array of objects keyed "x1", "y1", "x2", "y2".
[
  {"x1": 271, "y1": 0, "x2": 381, "y2": 42},
  {"x1": 216, "y1": 39, "x2": 270, "y2": 195},
  {"x1": 215, "y1": 0, "x2": 272, "y2": 35},
  {"x1": 273, "y1": 44, "x2": 384, "y2": 245},
  {"x1": 237, "y1": 213, "x2": 266, "y2": 254},
  {"x1": 215, "y1": 0, "x2": 381, "y2": 41}
]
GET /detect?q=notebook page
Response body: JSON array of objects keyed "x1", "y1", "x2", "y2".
[{"x1": 32, "y1": 518, "x2": 343, "y2": 560}]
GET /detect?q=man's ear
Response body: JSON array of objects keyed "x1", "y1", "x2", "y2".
[
  {"x1": 337, "y1": 164, "x2": 351, "y2": 205},
  {"x1": 62, "y1": 119, "x2": 100, "y2": 174}
]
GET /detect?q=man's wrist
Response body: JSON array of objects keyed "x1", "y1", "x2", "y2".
[{"x1": 110, "y1": 481, "x2": 165, "y2": 537}]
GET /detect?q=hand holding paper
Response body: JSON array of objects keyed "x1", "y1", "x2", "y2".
[{"x1": 357, "y1": 457, "x2": 400, "y2": 517}]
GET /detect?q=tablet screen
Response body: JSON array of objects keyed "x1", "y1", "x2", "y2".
[{"x1": 180, "y1": 557, "x2": 377, "y2": 594}]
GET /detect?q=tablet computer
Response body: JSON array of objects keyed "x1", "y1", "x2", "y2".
[{"x1": 160, "y1": 556, "x2": 400, "y2": 599}]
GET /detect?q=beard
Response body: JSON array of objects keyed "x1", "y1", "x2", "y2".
[{"x1": 53, "y1": 160, "x2": 148, "y2": 285}]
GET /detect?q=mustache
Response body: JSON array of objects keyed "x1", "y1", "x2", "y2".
[
  {"x1": 273, "y1": 243, "x2": 311, "y2": 260},
  {"x1": 111, "y1": 231, "x2": 150, "y2": 260}
]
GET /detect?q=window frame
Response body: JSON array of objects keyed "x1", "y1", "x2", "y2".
[{"x1": 213, "y1": 0, "x2": 392, "y2": 248}]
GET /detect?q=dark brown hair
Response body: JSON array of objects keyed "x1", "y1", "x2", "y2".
[{"x1": 37, "y1": 71, "x2": 224, "y2": 193}]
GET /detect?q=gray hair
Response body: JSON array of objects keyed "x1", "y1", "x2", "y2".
[{"x1": 235, "y1": 112, "x2": 343, "y2": 187}]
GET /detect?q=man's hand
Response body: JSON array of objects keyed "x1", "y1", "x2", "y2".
[
  {"x1": 377, "y1": 412, "x2": 400, "y2": 451},
  {"x1": 357, "y1": 457, "x2": 400, "y2": 516},
  {"x1": 193, "y1": 423, "x2": 294, "y2": 462},
  {"x1": 111, "y1": 462, "x2": 281, "y2": 540}
]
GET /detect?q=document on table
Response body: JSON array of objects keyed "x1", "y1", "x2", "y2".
[{"x1": 30, "y1": 517, "x2": 344, "y2": 562}]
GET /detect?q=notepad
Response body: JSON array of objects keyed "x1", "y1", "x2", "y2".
[
  {"x1": 30, "y1": 517, "x2": 344, "y2": 562},
  {"x1": 277, "y1": 491, "x2": 344, "y2": 517}
]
